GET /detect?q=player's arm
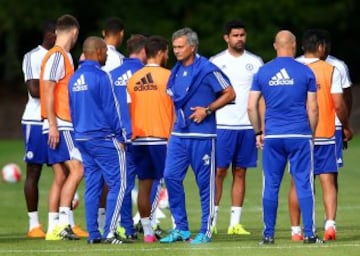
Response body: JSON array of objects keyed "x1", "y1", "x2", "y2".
[
  {"x1": 248, "y1": 90, "x2": 261, "y2": 133},
  {"x1": 306, "y1": 91, "x2": 318, "y2": 137},
  {"x1": 343, "y1": 87, "x2": 352, "y2": 117},
  {"x1": 25, "y1": 79, "x2": 40, "y2": 98},
  {"x1": 44, "y1": 80, "x2": 59, "y2": 149},
  {"x1": 333, "y1": 93, "x2": 352, "y2": 141},
  {"x1": 208, "y1": 86, "x2": 236, "y2": 112},
  {"x1": 248, "y1": 90, "x2": 263, "y2": 149},
  {"x1": 331, "y1": 68, "x2": 353, "y2": 141},
  {"x1": 258, "y1": 96, "x2": 266, "y2": 132}
]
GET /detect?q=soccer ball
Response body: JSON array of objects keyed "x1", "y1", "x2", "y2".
[{"x1": 1, "y1": 163, "x2": 22, "y2": 183}]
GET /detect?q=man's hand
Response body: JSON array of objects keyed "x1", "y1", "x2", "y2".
[{"x1": 48, "y1": 125, "x2": 59, "y2": 149}]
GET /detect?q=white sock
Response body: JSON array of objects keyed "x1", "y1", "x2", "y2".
[
  {"x1": 171, "y1": 215, "x2": 176, "y2": 229},
  {"x1": 28, "y1": 211, "x2": 40, "y2": 230},
  {"x1": 141, "y1": 217, "x2": 154, "y2": 236},
  {"x1": 69, "y1": 210, "x2": 75, "y2": 227},
  {"x1": 47, "y1": 212, "x2": 59, "y2": 232},
  {"x1": 58, "y1": 207, "x2": 70, "y2": 226},
  {"x1": 133, "y1": 211, "x2": 140, "y2": 224},
  {"x1": 291, "y1": 226, "x2": 302, "y2": 235},
  {"x1": 212, "y1": 205, "x2": 219, "y2": 227},
  {"x1": 98, "y1": 208, "x2": 106, "y2": 231},
  {"x1": 229, "y1": 206, "x2": 241, "y2": 227},
  {"x1": 151, "y1": 209, "x2": 158, "y2": 228},
  {"x1": 325, "y1": 220, "x2": 336, "y2": 230}
]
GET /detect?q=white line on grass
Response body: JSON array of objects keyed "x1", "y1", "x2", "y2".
[{"x1": 0, "y1": 243, "x2": 360, "y2": 254}]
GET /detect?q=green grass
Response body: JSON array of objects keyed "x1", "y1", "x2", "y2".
[{"x1": 1, "y1": 137, "x2": 360, "y2": 255}]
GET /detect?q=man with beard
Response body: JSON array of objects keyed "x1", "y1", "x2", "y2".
[{"x1": 210, "y1": 20, "x2": 263, "y2": 235}]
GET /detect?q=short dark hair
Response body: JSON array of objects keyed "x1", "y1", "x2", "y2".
[
  {"x1": 56, "y1": 14, "x2": 80, "y2": 31},
  {"x1": 103, "y1": 17, "x2": 124, "y2": 35},
  {"x1": 302, "y1": 29, "x2": 331, "y2": 54},
  {"x1": 42, "y1": 19, "x2": 56, "y2": 36},
  {"x1": 224, "y1": 19, "x2": 246, "y2": 34},
  {"x1": 126, "y1": 34, "x2": 147, "y2": 54},
  {"x1": 145, "y1": 35, "x2": 168, "y2": 58}
]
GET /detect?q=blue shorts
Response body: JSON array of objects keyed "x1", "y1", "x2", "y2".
[
  {"x1": 335, "y1": 127, "x2": 343, "y2": 168},
  {"x1": 132, "y1": 144, "x2": 167, "y2": 180},
  {"x1": 216, "y1": 129, "x2": 257, "y2": 168},
  {"x1": 22, "y1": 124, "x2": 48, "y2": 164},
  {"x1": 47, "y1": 130, "x2": 82, "y2": 165},
  {"x1": 314, "y1": 144, "x2": 338, "y2": 175}
]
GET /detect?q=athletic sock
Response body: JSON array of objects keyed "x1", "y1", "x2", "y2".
[
  {"x1": 58, "y1": 206, "x2": 70, "y2": 226},
  {"x1": 291, "y1": 226, "x2": 302, "y2": 235},
  {"x1": 28, "y1": 211, "x2": 40, "y2": 230},
  {"x1": 141, "y1": 217, "x2": 154, "y2": 236},
  {"x1": 212, "y1": 205, "x2": 219, "y2": 227},
  {"x1": 98, "y1": 208, "x2": 106, "y2": 231},
  {"x1": 229, "y1": 206, "x2": 241, "y2": 227},
  {"x1": 324, "y1": 220, "x2": 336, "y2": 230},
  {"x1": 69, "y1": 210, "x2": 75, "y2": 227},
  {"x1": 47, "y1": 212, "x2": 59, "y2": 232}
]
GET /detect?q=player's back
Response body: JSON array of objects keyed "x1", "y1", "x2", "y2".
[
  {"x1": 253, "y1": 57, "x2": 316, "y2": 136},
  {"x1": 128, "y1": 65, "x2": 173, "y2": 140}
]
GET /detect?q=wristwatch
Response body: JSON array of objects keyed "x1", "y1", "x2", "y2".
[{"x1": 205, "y1": 106, "x2": 213, "y2": 116}]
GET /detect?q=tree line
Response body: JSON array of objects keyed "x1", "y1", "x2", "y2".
[{"x1": 1, "y1": 0, "x2": 358, "y2": 88}]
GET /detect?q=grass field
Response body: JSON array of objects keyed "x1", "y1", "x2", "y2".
[{"x1": 0, "y1": 137, "x2": 360, "y2": 256}]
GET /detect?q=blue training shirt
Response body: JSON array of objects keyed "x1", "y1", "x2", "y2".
[
  {"x1": 69, "y1": 60, "x2": 125, "y2": 142},
  {"x1": 167, "y1": 55, "x2": 231, "y2": 138},
  {"x1": 110, "y1": 58, "x2": 144, "y2": 142},
  {"x1": 251, "y1": 57, "x2": 317, "y2": 137}
]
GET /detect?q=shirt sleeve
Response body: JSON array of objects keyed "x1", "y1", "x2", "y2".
[
  {"x1": 205, "y1": 70, "x2": 231, "y2": 93},
  {"x1": 251, "y1": 72, "x2": 262, "y2": 91},
  {"x1": 22, "y1": 51, "x2": 42, "y2": 81},
  {"x1": 42, "y1": 52, "x2": 65, "y2": 82},
  {"x1": 336, "y1": 60, "x2": 352, "y2": 89},
  {"x1": 331, "y1": 67, "x2": 343, "y2": 94}
]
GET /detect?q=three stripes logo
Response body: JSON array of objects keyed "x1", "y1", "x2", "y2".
[
  {"x1": 72, "y1": 74, "x2": 88, "y2": 92},
  {"x1": 114, "y1": 70, "x2": 132, "y2": 86},
  {"x1": 134, "y1": 72, "x2": 158, "y2": 91},
  {"x1": 269, "y1": 68, "x2": 294, "y2": 86}
]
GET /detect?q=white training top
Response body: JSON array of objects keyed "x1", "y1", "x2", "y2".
[
  {"x1": 102, "y1": 45, "x2": 125, "y2": 72},
  {"x1": 21, "y1": 45, "x2": 48, "y2": 124},
  {"x1": 41, "y1": 49, "x2": 74, "y2": 132},
  {"x1": 210, "y1": 49, "x2": 263, "y2": 129},
  {"x1": 326, "y1": 55, "x2": 352, "y2": 126},
  {"x1": 296, "y1": 56, "x2": 343, "y2": 94}
]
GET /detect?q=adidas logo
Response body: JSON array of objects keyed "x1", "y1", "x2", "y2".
[
  {"x1": 202, "y1": 154, "x2": 210, "y2": 166},
  {"x1": 72, "y1": 74, "x2": 88, "y2": 92},
  {"x1": 269, "y1": 68, "x2": 294, "y2": 86},
  {"x1": 134, "y1": 72, "x2": 158, "y2": 91},
  {"x1": 114, "y1": 70, "x2": 132, "y2": 86}
]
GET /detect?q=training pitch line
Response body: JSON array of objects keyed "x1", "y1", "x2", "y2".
[{"x1": 0, "y1": 243, "x2": 360, "y2": 254}]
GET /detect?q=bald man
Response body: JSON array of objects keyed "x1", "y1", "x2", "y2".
[
  {"x1": 248, "y1": 30, "x2": 323, "y2": 244},
  {"x1": 69, "y1": 36, "x2": 130, "y2": 244}
]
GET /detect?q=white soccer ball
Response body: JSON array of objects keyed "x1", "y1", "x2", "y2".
[{"x1": 1, "y1": 163, "x2": 22, "y2": 183}]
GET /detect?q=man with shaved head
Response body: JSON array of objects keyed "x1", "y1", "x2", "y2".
[
  {"x1": 69, "y1": 36, "x2": 130, "y2": 244},
  {"x1": 248, "y1": 30, "x2": 323, "y2": 244}
]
